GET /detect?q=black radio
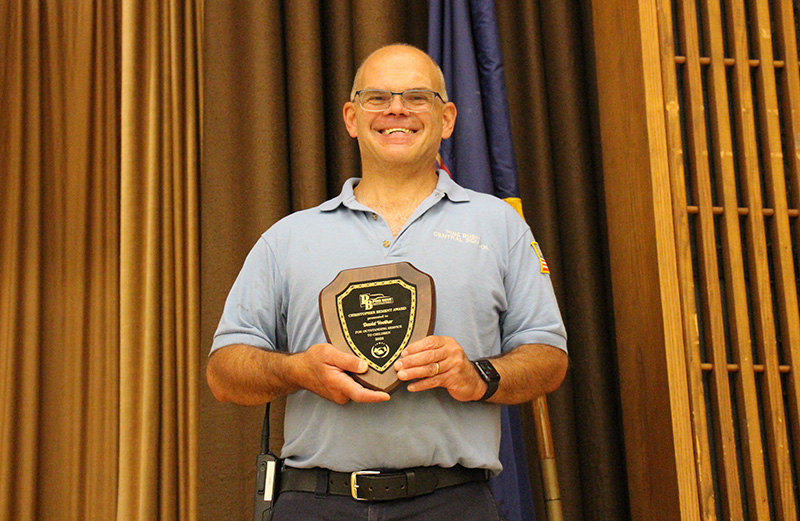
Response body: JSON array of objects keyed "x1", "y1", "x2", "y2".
[{"x1": 254, "y1": 404, "x2": 281, "y2": 521}]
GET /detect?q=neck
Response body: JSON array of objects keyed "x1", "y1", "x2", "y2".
[{"x1": 354, "y1": 167, "x2": 439, "y2": 208}]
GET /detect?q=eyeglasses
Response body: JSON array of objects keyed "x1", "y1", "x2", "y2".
[{"x1": 352, "y1": 89, "x2": 444, "y2": 112}]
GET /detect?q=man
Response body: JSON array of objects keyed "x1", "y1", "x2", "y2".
[{"x1": 207, "y1": 44, "x2": 568, "y2": 520}]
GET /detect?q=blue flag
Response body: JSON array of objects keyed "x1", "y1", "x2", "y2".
[{"x1": 429, "y1": 2, "x2": 537, "y2": 521}]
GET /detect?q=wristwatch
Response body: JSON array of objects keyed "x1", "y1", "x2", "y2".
[{"x1": 472, "y1": 359, "x2": 500, "y2": 401}]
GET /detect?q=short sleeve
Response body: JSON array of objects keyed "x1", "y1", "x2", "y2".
[
  {"x1": 499, "y1": 229, "x2": 567, "y2": 353},
  {"x1": 210, "y1": 237, "x2": 286, "y2": 354}
]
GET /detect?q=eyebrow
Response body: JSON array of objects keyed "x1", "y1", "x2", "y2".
[{"x1": 360, "y1": 87, "x2": 436, "y2": 92}]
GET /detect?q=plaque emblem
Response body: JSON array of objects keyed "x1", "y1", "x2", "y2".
[
  {"x1": 336, "y1": 277, "x2": 417, "y2": 373},
  {"x1": 320, "y1": 262, "x2": 436, "y2": 393}
]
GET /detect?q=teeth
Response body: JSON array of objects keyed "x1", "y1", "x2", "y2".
[{"x1": 381, "y1": 128, "x2": 413, "y2": 134}]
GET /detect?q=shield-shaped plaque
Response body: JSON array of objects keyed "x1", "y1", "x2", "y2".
[{"x1": 319, "y1": 262, "x2": 436, "y2": 393}]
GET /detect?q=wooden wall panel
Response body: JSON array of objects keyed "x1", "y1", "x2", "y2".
[
  {"x1": 591, "y1": 0, "x2": 700, "y2": 519},
  {"x1": 593, "y1": 0, "x2": 800, "y2": 518}
]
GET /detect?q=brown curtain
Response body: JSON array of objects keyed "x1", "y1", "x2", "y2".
[
  {"x1": 1, "y1": 1, "x2": 201, "y2": 520},
  {"x1": 497, "y1": 2, "x2": 629, "y2": 520},
  {"x1": 201, "y1": 2, "x2": 627, "y2": 521}
]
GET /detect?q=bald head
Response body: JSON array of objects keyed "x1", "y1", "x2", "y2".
[{"x1": 349, "y1": 44, "x2": 449, "y2": 102}]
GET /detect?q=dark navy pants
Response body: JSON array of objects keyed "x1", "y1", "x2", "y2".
[{"x1": 269, "y1": 481, "x2": 502, "y2": 521}]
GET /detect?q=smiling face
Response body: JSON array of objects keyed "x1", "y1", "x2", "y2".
[{"x1": 343, "y1": 46, "x2": 456, "y2": 174}]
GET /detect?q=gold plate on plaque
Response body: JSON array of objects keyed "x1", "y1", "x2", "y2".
[{"x1": 319, "y1": 262, "x2": 436, "y2": 393}]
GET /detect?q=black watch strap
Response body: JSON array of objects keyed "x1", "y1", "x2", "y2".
[{"x1": 472, "y1": 359, "x2": 500, "y2": 401}]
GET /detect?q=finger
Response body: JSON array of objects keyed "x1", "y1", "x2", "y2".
[
  {"x1": 396, "y1": 360, "x2": 445, "y2": 382},
  {"x1": 349, "y1": 388, "x2": 391, "y2": 403},
  {"x1": 406, "y1": 374, "x2": 441, "y2": 393},
  {"x1": 337, "y1": 374, "x2": 391, "y2": 403},
  {"x1": 401, "y1": 336, "x2": 442, "y2": 356},
  {"x1": 395, "y1": 348, "x2": 440, "y2": 372},
  {"x1": 322, "y1": 370, "x2": 390, "y2": 404}
]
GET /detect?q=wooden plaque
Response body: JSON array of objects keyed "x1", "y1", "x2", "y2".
[{"x1": 319, "y1": 262, "x2": 436, "y2": 393}]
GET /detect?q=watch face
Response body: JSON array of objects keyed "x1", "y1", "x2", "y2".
[{"x1": 475, "y1": 359, "x2": 500, "y2": 381}]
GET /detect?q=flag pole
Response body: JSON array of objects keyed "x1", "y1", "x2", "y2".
[
  {"x1": 503, "y1": 206, "x2": 565, "y2": 521},
  {"x1": 533, "y1": 395, "x2": 564, "y2": 521}
]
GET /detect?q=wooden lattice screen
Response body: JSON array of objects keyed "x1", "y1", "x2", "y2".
[{"x1": 656, "y1": 0, "x2": 800, "y2": 519}]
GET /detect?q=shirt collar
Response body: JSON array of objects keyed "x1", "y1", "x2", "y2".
[{"x1": 319, "y1": 169, "x2": 470, "y2": 212}]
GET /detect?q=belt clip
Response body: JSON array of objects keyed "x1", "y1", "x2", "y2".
[{"x1": 350, "y1": 470, "x2": 380, "y2": 501}]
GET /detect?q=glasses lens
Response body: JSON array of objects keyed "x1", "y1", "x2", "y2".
[
  {"x1": 401, "y1": 90, "x2": 435, "y2": 111},
  {"x1": 358, "y1": 90, "x2": 393, "y2": 110},
  {"x1": 356, "y1": 90, "x2": 438, "y2": 112}
]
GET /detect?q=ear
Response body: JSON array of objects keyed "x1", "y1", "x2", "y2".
[
  {"x1": 343, "y1": 102, "x2": 358, "y2": 138},
  {"x1": 440, "y1": 102, "x2": 457, "y2": 139}
]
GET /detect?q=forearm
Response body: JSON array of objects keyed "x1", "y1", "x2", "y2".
[
  {"x1": 207, "y1": 342, "x2": 391, "y2": 406},
  {"x1": 486, "y1": 343, "x2": 568, "y2": 405},
  {"x1": 206, "y1": 344, "x2": 298, "y2": 405}
]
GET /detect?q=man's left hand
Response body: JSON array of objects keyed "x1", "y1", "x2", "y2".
[{"x1": 393, "y1": 336, "x2": 486, "y2": 402}]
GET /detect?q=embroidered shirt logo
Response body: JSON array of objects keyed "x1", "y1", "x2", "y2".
[{"x1": 433, "y1": 229, "x2": 489, "y2": 250}]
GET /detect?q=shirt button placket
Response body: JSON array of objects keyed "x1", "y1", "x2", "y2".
[{"x1": 369, "y1": 213, "x2": 391, "y2": 249}]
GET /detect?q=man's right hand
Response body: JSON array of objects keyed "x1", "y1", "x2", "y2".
[
  {"x1": 206, "y1": 343, "x2": 390, "y2": 406},
  {"x1": 291, "y1": 343, "x2": 391, "y2": 404}
]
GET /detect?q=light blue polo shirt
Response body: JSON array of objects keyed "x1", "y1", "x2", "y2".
[{"x1": 212, "y1": 171, "x2": 566, "y2": 473}]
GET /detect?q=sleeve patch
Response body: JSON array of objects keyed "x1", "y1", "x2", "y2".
[{"x1": 531, "y1": 241, "x2": 550, "y2": 274}]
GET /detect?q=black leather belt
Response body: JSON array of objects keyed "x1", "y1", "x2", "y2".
[{"x1": 279, "y1": 465, "x2": 489, "y2": 501}]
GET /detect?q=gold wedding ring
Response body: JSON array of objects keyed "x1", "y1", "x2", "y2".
[{"x1": 433, "y1": 362, "x2": 440, "y2": 376}]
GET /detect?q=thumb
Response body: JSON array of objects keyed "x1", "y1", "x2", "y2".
[
  {"x1": 351, "y1": 358, "x2": 369, "y2": 374},
  {"x1": 328, "y1": 347, "x2": 368, "y2": 374}
]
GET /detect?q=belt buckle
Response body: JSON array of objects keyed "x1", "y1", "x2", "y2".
[{"x1": 350, "y1": 470, "x2": 381, "y2": 501}]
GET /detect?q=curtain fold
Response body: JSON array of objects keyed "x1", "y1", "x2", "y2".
[
  {"x1": 1, "y1": 2, "x2": 121, "y2": 520},
  {"x1": 119, "y1": 1, "x2": 201, "y2": 520},
  {"x1": 1, "y1": 3, "x2": 45, "y2": 518},
  {"x1": 1, "y1": 1, "x2": 200, "y2": 520}
]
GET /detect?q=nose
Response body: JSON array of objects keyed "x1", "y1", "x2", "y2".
[{"x1": 385, "y1": 93, "x2": 409, "y2": 114}]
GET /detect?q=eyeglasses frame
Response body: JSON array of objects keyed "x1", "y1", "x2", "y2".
[{"x1": 351, "y1": 89, "x2": 446, "y2": 112}]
